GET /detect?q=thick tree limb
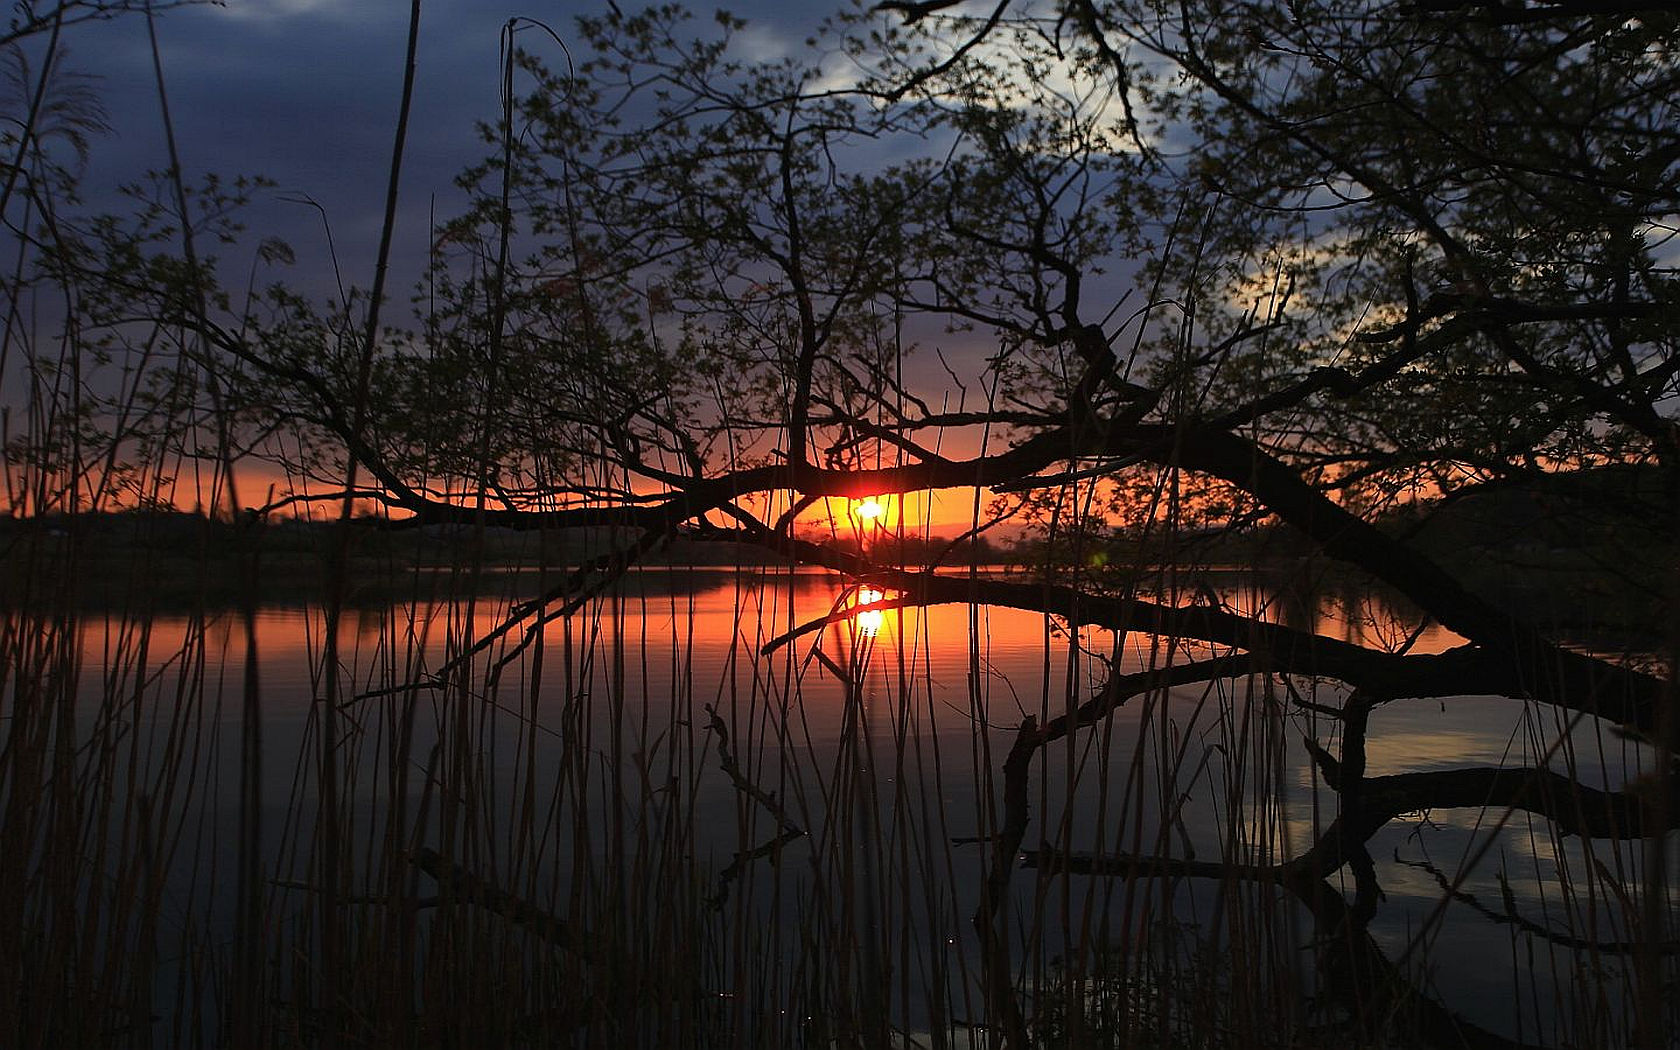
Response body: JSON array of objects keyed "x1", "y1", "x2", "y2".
[
  {"x1": 1158, "y1": 425, "x2": 1666, "y2": 731},
  {"x1": 1358, "y1": 766, "x2": 1680, "y2": 840},
  {"x1": 746, "y1": 530, "x2": 1665, "y2": 732}
]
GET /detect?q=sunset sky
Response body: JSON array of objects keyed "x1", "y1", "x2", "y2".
[{"x1": 39, "y1": 1, "x2": 1014, "y2": 529}]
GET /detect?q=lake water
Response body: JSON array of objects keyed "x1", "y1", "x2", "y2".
[{"x1": 49, "y1": 564, "x2": 1670, "y2": 1046}]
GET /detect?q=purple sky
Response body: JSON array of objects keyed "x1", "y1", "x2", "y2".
[{"x1": 68, "y1": 1, "x2": 820, "y2": 302}]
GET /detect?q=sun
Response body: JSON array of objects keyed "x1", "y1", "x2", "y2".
[{"x1": 854, "y1": 497, "x2": 884, "y2": 521}]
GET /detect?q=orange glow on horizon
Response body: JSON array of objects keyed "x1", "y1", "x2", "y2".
[
  {"x1": 23, "y1": 452, "x2": 1009, "y2": 543},
  {"x1": 809, "y1": 489, "x2": 986, "y2": 535}
]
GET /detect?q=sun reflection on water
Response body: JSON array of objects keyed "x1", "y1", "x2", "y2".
[{"x1": 855, "y1": 587, "x2": 885, "y2": 637}]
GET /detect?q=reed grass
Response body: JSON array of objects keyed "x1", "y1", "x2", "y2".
[{"x1": 4, "y1": 495, "x2": 1666, "y2": 1048}]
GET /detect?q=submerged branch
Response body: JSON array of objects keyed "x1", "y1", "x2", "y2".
[
  {"x1": 1395, "y1": 854, "x2": 1680, "y2": 956},
  {"x1": 411, "y1": 848, "x2": 582, "y2": 955},
  {"x1": 704, "y1": 704, "x2": 806, "y2": 910}
]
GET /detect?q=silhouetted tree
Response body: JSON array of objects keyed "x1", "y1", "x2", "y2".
[{"x1": 48, "y1": 2, "x2": 1678, "y2": 1046}]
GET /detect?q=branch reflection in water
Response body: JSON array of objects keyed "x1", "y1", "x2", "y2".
[{"x1": 46, "y1": 563, "x2": 1658, "y2": 1046}]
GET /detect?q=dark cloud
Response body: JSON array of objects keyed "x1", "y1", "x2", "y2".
[
  {"x1": 67, "y1": 2, "x2": 490, "y2": 297},
  {"x1": 61, "y1": 1, "x2": 814, "y2": 300}
]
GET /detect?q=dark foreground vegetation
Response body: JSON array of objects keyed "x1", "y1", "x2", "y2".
[{"x1": 1, "y1": 1, "x2": 1676, "y2": 1047}]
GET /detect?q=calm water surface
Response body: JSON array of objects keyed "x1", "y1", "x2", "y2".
[{"x1": 69, "y1": 565, "x2": 1666, "y2": 1044}]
